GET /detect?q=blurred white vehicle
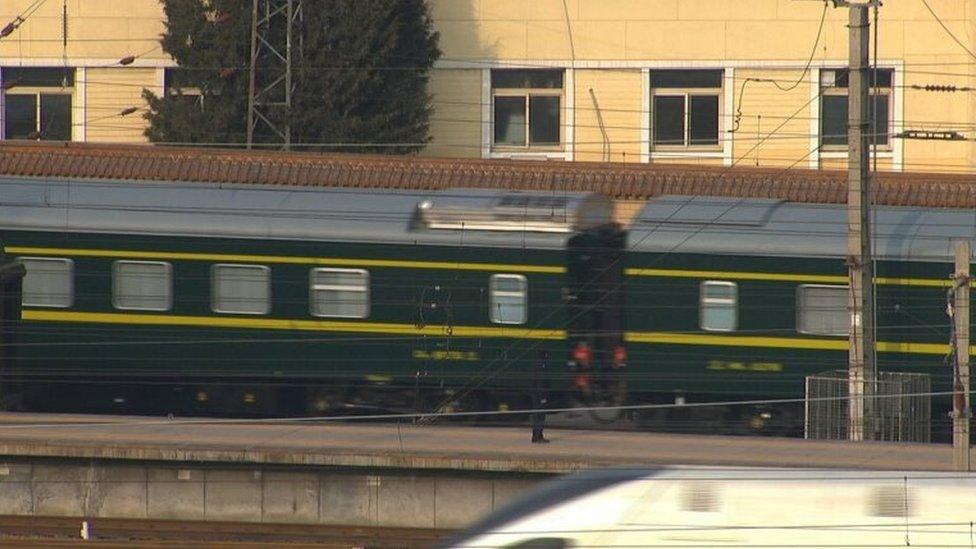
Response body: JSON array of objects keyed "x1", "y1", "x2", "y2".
[{"x1": 443, "y1": 467, "x2": 976, "y2": 548}]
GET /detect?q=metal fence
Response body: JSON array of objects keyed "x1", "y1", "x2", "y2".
[{"x1": 805, "y1": 370, "x2": 931, "y2": 443}]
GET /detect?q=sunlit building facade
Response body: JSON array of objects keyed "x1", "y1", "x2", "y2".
[{"x1": 1, "y1": 1, "x2": 974, "y2": 173}]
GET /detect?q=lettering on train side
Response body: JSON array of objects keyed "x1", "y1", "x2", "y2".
[
  {"x1": 412, "y1": 350, "x2": 480, "y2": 361},
  {"x1": 706, "y1": 360, "x2": 783, "y2": 372}
]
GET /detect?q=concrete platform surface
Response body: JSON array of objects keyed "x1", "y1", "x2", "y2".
[{"x1": 0, "y1": 413, "x2": 966, "y2": 472}]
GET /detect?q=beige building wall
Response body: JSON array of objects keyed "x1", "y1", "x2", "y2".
[
  {"x1": 0, "y1": 0, "x2": 973, "y2": 173},
  {"x1": 84, "y1": 67, "x2": 160, "y2": 143},
  {"x1": 428, "y1": 0, "x2": 976, "y2": 174},
  {"x1": 427, "y1": 69, "x2": 482, "y2": 158},
  {"x1": 730, "y1": 68, "x2": 811, "y2": 169},
  {"x1": 573, "y1": 69, "x2": 643, "y2": 163},
  {"x1": 0, "y1": 0, "x2": 168, "y2": 144}
]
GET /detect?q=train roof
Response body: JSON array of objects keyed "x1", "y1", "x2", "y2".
[
  {"x1": 629, "y1": 196, "x2": 976, "y2": 262},
  {"x1": 0, "y1": 176, "x2": 612, "y2": 250}
]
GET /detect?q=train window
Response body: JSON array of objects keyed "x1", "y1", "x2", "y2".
[
  {"x1": 797, "y1": 284, "x2": 849, "y2": 336},
  {"x1": 18, "y1": 257, "x2": 73, "y2": 308},
  {"x1": 310, "y1": 268, "x2": 369, "y2": 318},
  {"x1": 490, "y1": 274, "x2": 527, "y2": 325},
  {"x1": 211, "y1": 264, "x2": 270, "y2": 315},
  {"x1": 700, "y1": 281, "x2": 736, "y2": 331},
  {"x1": 112, "y1": 261, "x2": 173, "y2": 311}
]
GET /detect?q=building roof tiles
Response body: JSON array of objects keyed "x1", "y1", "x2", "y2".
[{"x1": 1, "y1": 141, "x2": 975, "y2": 207}]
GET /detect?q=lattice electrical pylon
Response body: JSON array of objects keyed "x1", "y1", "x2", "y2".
[{"x1": 246, "y1": 0, "x2": 302, "y2": 149}]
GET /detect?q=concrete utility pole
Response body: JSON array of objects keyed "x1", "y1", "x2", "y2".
[
  {"x1": 952, "y1": 241, "x2": 971, "y2": 471},
  {"x1": 832, "y1": 0, "x2": 879, "y2": 441}
]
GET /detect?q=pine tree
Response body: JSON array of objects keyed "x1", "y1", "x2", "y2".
[
  {"x1": 143, "y1": 0, "x2": 251, "y2": 145},
  {"x1": 292, "y1": 0, "x2": 441, "y2": 153},
  {"x1": 144, "y1": 0, "x2": 441, "y2": 153}
]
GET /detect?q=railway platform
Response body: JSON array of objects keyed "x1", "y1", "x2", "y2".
[
  {"x1": 0, "y1": 413, "x2": 967, "y2": 531},
  {"x1": 0, "y1": 412, "x2": 965, "y2": 472}
]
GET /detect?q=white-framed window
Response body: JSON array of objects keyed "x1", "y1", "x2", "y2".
[
  {"x1": 700, "y1": 281, "x2": 737, "y2": 332},
  {"x1": 489, "y1": 274, "x2": 527, "y2": 325},
  {"x1": 797, "y1": 284, "x2": 849, "y2": 336},
  {"x1": 491, "y1": 69, "x2": 563, "y2": 150},
  {"x1": 310, "y1": 268, "x2": 369, "y2": 318},
  {"x1": 18, "y1": 257, "x2": 73, "y2": 308},
  {"x1": 1, "y1": 67, "x2": 74, "y2": 141},
  {"x1": 112, "y1": 260, "x2": 173, "y2": 311},
  {"x1": 820, "y1": 68, "x2": 892, "y2": 151},
  {"x1": 164, "y1": 68, "x2": 204, "y2": 110},
  {"x1": 650, "y1": 69, "x2": 723, "y2": 151},
  {"x1": 211, "y1": 264, "x2": 270, "y2": 315}
]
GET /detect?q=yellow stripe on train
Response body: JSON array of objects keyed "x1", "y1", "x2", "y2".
[
  {"x1": 625, "y1": 268, "x2": 951, "y2": 288},
  {"x1": 23, "y1": 310, "x2": 953, "y2": 355},
  {"x1": 22, "y1": 310, "x2": 565, "y2": 340},
  {"x1": 7, "y1": 246, "x2": 952, "y2": 287},
  {"x1": 6, "y1": 247, "x2": 565, "y2": 274}
]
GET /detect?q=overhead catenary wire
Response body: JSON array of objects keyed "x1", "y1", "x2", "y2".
[{"x1": 0, "y1": 0, "x2": 49, "y2": 39}]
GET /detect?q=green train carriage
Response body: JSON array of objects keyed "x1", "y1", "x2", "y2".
[
  {"x1": 1, "y1": 174, "x2": 970, "y2": 439},
  {"x1": 0, "y1": 177, "x2": 620, "y2": 416},
  {"x1": 625, "y1": 196, "x2": 973, "y2": 437}
]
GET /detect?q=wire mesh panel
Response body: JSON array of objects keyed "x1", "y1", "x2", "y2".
[{"x1": 805, "y1": 370, "x2": 930, "y2": 442}]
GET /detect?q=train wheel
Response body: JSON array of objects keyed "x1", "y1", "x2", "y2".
[
  {"x1": 431, "y1": 389, "x2": 485, "y2": 422},
  {"x1": 585, "y1": 376, "x2": 627, "y2": 424},
  {"x1": 736, "y1": 405, "x2": 800, "y2": 437}
]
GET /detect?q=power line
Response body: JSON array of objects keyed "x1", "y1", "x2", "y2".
[
  {"x1": 920, "y1": 0, "x2": 976, "y2": 62},
  {"x1": 0, "y1": 0, "x2": 49, "y2": 39}
]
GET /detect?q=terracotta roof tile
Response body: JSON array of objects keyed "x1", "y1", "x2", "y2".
[{"x1": 1, "y1": 141, "x2": 975, "y2": 207}]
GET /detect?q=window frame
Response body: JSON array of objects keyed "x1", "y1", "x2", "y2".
[
  {"x1": 490, "y1": 70, "x2": 564, "y2": 152},
  {"x1": 796, "y1": 283, "x2": 849, "y2": 337},
  {"x1": 651, "y1": 91, "x2": 723, "y2": 151},
  {"x1": 649, "y1": 70, "x2": 724, "y2": 153},
  {"x1": 18, "y1": 256, "x2": 73, "y2": 308},
  {"x1": 309, "y1": 267, "x2": 370, "y2": 319},
  {"x1": 819, "y1": 68, "x2": 893, "y2": 153},
  {"x1": 163, "y1": 68, "x2": 205, "y2": 110},
  {"x1": 111, "y1": 260, "x2": 173, "y2": 312},
  {"x1": 699, "y1": 280, "x2": 737, "y2": 332},
  {"x1": 210, "y1": 263, "x2": 271, "y2": 315},
  {"x1": 489, "y1": 273, "x2": 528, "y2": 325},
  {"x1": 2, "y1": 88, "x2": 73, "y2": 141}
]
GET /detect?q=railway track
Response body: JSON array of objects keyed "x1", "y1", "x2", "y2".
[{"x1": 0, "y1": 516, "x2": 448, "y2": 548}]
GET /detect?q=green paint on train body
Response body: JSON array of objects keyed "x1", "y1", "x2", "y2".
[
  {"x1": 5, "y1": 227, "x2": 968, "y2": 414},
  {"x1": 7, "y1": 230, "x2": 569, "y2": 408},
  {"x1": 624, "y1": 250, "x2": 959, "y2": 398}
]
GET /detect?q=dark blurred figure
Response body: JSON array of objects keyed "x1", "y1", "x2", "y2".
[{"x1": 531, "y1": 351, "x2": 551, "y2": 443}]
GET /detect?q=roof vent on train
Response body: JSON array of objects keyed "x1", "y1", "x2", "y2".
[
  {"x1": 868, "y1": 485, "x2": 915, "y2": 517},
  {"x1": 416, "y1": 189, "x2": 613, "y2": 233},
  {"x1": 679, "y1": 482, "x2": 721, "y2": 513}
]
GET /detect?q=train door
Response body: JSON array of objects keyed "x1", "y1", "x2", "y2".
[
  {"x1": 0, "y1": 261, "x2": 25, "y2": 410},
  {"x1": 565, "y1": 223, "x2": 627, "y2": 420}
]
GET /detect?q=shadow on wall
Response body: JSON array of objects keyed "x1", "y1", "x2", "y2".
[{"x1": 425, "y1": 0, "x2": 499, "y2": 159}]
